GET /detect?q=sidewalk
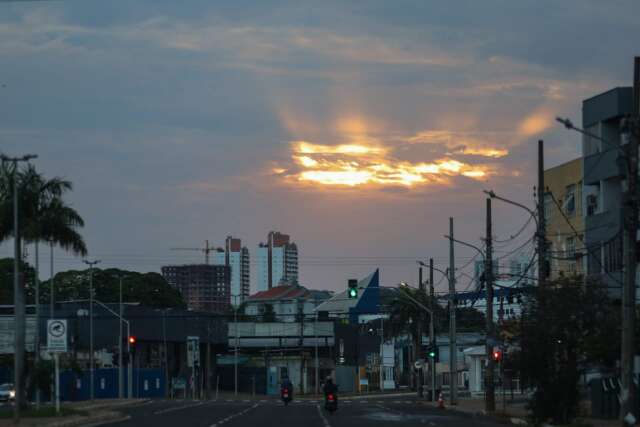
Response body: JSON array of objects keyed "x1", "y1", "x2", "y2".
[
  {"x1": 0, "y1": 399, "x2": 147, "y2": 427},
  {"x1": 422, "y1": 397, "x2": 621, "y2": 427}
]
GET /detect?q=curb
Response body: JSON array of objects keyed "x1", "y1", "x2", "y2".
[{"x1": 46, "y1": 410, "x2": 127, "y2": 427}]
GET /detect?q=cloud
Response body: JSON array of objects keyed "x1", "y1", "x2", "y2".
[{"x1": 276, "y1": 141, "x2": 494, "y2": 188}]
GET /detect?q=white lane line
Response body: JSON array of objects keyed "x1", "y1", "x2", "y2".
[
  {"x1": 209, "y1": 402, "x2": 259, "y2": 427},
  {"x1": 316, "y1": 404, "x2": 331, "y2": 427},
  {"x1": 153, "y1": 401, "x2": 204, "y2": 415}
]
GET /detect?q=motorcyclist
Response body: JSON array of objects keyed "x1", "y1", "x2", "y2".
[
  {"x1": 323, "y1": 377, "x2": 337, "y2": 401},
  {"x1": 281, "y1": 376, "x2": 293, "y2": 397}
]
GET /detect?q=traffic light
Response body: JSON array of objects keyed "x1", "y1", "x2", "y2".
[
  {"x1": 426, "y1": 345, "x2": 439, "y2": 362},
  {"x1": 129, "y1": 336, "x2": 137, "y2": 355},
  {"x1": 348, "y1": 279, "x2": 358, "y2": 299},
  {"x1": 492, "y1": 348, "x2": 502, "y2": 362}
]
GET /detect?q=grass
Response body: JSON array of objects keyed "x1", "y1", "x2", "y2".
[{"x1": 0, "y1": 406, "x2": 89, "y2": 418}]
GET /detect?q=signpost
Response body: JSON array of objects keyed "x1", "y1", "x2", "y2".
[
  {"x1": 187, "y1": 336, "x2": 200, "y2": 399},
  {"x1": 47, "y1": 320, "x2": 67, "y2": 414}
]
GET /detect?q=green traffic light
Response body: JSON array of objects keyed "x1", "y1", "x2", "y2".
[
  {"x1": 349, "y1": 288, "x2": 358, "y2": 298},
  {"x1": 428, "y1": 351, "x2": 436, "y2": 358}
]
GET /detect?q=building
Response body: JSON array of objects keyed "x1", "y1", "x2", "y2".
[
  {"x1": 161, "y1": 264, "x2": 231, "y2": 313},
  {"x1": 544, "y1": 158, "x2": 585, "y2": 279},
  {"x1": 581, "y1": 87, "x2": 634, "y2": 295},
  {"x1": 213, "y1": 236, "x2": 250, "y2": 305},
  {"x1": 243, "y1": 284, "x2": 332, "y2": 322},
  {"x1": 256, "y1": 231, "x2": 299, "y2": 292}
]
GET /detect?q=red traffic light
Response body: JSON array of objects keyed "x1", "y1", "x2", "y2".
[
  {"x1": 128, "y1": 336, "x2": 136, "y2": 345},
  {"x1": 492, "y1": 350, "x2": 501, "y2": 362}
]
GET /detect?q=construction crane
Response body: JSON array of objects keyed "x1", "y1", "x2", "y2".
[{"x1": 170, "y1": 240, "x2": 218, "y2": 265}]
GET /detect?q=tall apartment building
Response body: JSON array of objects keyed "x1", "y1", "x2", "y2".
[
  {"x1": 581, "y1": 87, "x2": 634, "y2": 296},
  {"x1": 213, "y1": 236, "x2": 250, "y2": 306},
  {"x1": 544, "y1": 158, "x2": 584, "y2": 279},
  {"x1": 161, "y1": 264, "x2": 231, "y2": 313},
  {"x1": 256, "y1": 231, "x2": 299, "y2": 292}
]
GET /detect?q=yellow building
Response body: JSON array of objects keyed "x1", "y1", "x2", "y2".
[{"x1": 544, "y1": 158, "x2": 584, "y2": 279}]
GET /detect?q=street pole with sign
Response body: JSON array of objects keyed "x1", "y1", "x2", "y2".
[{"x1": 47, "y1": 319, "x2": 67, "y2": 414}]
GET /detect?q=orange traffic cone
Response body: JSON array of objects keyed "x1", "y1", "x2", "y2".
[{"x1": 437, "y1": 392, "x2": 445, "y2": 409}]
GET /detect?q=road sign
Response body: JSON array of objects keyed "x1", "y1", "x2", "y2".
[
  {"x1": 47, "y1": 319, "x2": 68, "y2": 353},
  {"x1": 186, "y1": 336, "x2": 200, "y2": 368}
]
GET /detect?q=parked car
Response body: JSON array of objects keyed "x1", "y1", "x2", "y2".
[{"x1": 0, "y1": 384, "x2": 15, "y2": 402}]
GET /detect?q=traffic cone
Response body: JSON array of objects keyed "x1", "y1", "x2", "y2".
[{"x1": 437, "y1": 392, "x2": 445, "y2": 409}]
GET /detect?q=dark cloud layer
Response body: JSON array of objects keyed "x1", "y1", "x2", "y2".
[{"x1": 0, "y1": 0, "x2": 638, "y2": 291}]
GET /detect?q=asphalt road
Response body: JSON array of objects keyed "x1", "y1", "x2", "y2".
[{"x1": 104, "y1": 396, "x2": 507, "y2": 427}]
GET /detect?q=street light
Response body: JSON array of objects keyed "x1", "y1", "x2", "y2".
[
  {"x1": 83, "y1": 259, "x2": 101, "y2": 401},
  {"x1": 1, "y1": 153, "x2": 37, "y2": 422}
]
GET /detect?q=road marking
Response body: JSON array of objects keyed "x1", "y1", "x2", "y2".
[
  {"x1": 153, "y1": 401, "x2": 204, "y2": 415},
  {"x1": 210, "y1": 403, "x2": 259, "y2": 427},
  {"x1": 316, "y1": 404, "x2": 331, "y2": 427}
]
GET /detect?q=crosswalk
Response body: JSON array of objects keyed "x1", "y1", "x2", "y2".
[{"x1": 154, "y1": 398, "x2": 420, "y2": 406}]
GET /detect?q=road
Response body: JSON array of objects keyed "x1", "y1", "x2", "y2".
[{"x1": 104, "y1": 396, "x2": 506, "y2": 427}]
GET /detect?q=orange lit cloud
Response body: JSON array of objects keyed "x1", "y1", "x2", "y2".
[
  {"x1": 518, "y1": 110, "x2": 554, "y2": 137},
  {"x1": 406, "y1": 130, "x2": 510, "y2": 158},
  {"x1": 279, "y1": 141, "x2": 492, "y2": 188}
]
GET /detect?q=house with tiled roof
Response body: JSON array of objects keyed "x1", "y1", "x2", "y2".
[{"x1": 243, "y1": 284, "x2": 332, "y2": 322}]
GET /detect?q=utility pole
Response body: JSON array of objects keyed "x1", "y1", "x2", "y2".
[
  {"x1": 448, "y1": 217, "x2": 457, "y2": 405},
  {"x1": 1, "y1": 153, "x2": 37, "y2": 423},
  {"x1": 84, "y1": 259, "x2": 101, "y2": 401},
  {"x1": 118, "y1": 275, "x2": 125, "y2": 399},
  {"x1": 429, "y1": 258, "x2": 436, "y2": 402},
  {"x1": 50, "y1": 241, "x2": 54, "y2": 320},
  {"x1": 485, "y1": 198, "x2": 495, "y2": 412},
  {"x1": 34, "y1": 242, "x2": 41, "y2": 409},
  {"x1": 621, "y1": 56, "x2": 640, "y2": 427},
  {"x1": 418, "y1": 263, "x2": 424, "y2": 397},
  {"x1": 537, "y1": 140, "x2": 547, "y2": 285}
]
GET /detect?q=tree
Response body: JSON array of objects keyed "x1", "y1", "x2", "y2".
[
  {"x1": 0, "y1": 163, "x2": 87, "y2": 256},
  {"x1": 262, "y1": 304, "x2": 276, "y2": 322},
  {"x1": 38, "y1": 268, "x2": 186, "y2": 309},
  {"x1": 518, "y1": 276, "x2": 620, "y2": 424},
  {"x1": 0, "y1": 258, "x2": 35, "y2": 305}
]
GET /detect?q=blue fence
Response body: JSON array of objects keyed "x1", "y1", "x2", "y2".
[{"x1": 60, "y1": 368, "x2": 165, "y2": 401}]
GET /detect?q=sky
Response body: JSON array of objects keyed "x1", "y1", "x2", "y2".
[{"x1": 0, "y1": 0, "x2": 639, "y2": 294}]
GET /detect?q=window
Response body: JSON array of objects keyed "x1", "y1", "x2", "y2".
[
  {"x1": 566, "y1": 237, "x2": 576, "y2": 260},
  {"x1": 565, "y1": 184, "x2": 576, "y2": 216}
]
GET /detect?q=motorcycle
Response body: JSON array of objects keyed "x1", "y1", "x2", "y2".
[
  {"x1": 281, "y1": 387, "x2": 292, "y2": 406},
  {"x1": 324, "y1": 392, "x2": 338, "y2": 414}
]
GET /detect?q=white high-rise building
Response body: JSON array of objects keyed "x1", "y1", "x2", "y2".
[
  {"x1": 213, "y1": 236, "x2": 250, "y2": 305},
  {"x1": 256, "y1": 231, "x2": 299, "y2": 292}
]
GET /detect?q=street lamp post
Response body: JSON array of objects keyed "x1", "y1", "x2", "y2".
[
  {"x1": 83, "y1": 259, "x2": 101, "y2": 401},
  {"x1": 419, "y1": 261, "x2": 448, "y2": 402},
  {"x1": 1, "y1": 153, "x2": 37, "y2": 422}
]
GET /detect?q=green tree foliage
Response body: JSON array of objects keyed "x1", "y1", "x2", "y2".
[
  {"x1": 262, "y1": 304, "x2": 276, "y2": 322},
  {"x1": 0, "y1": 258, "x2": 36, "y2": 304},
  {"x1": 37, "y1": 267, "x2": 185, "y2": 309},
  {"x1": 0, "y1": 163, "x2": 87, "y2": 256},
  {"x1": 519, "y1": 276, "x2": 620, "y2": 424}
]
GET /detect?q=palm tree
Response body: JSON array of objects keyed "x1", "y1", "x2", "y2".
[
  {"x1": 0, "y1": 163, "x2": 87, "y2": 253},
  {"x1": 0, "y1": 162, "x2": 87, "y2": 409}
]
